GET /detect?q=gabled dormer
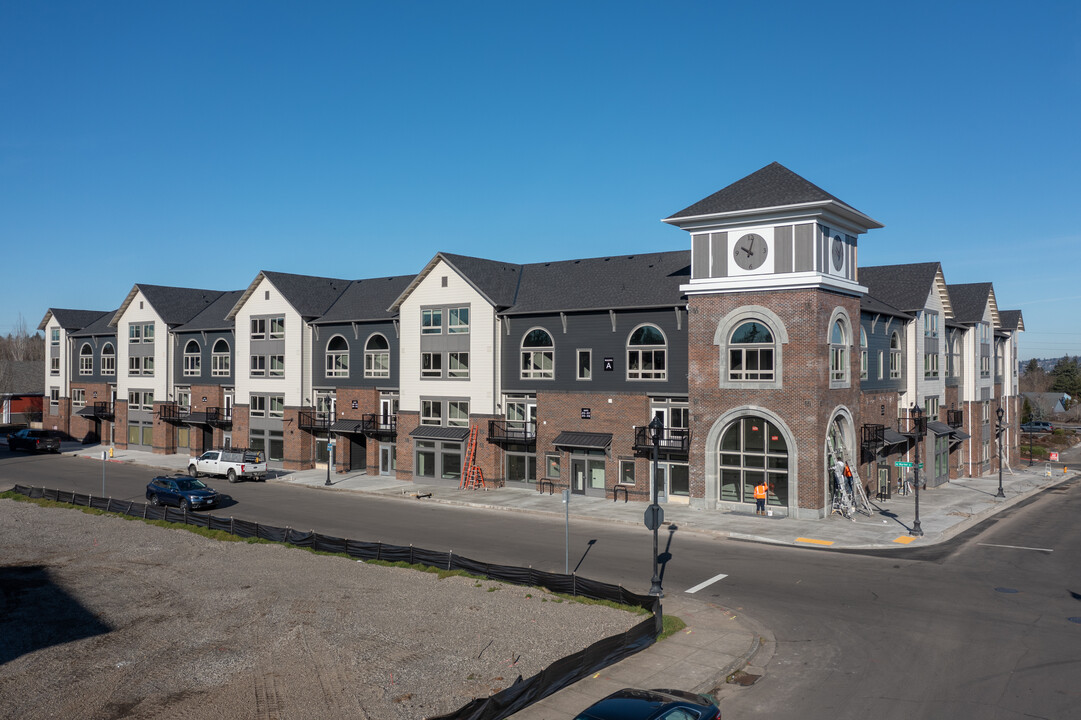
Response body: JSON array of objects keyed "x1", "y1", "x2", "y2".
[{"x1": 665, "y1": 162, "x2": 883, "y2": 297}]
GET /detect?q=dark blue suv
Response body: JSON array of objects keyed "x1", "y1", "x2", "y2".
[{"x1": 146, "y1": 476, "x2": 220, "y2": 511}]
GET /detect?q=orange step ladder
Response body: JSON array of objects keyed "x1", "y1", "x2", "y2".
[{"x1": 459, "y1": 424, "x2": 486, "y2": 490}]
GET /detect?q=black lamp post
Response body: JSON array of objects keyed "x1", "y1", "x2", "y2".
[
  {"x1": 910, "y1": 404, "x2": 925, "y2": 537},
  {"x1": 995, "y1": 406, "x2": 1006, "y2": 498},
  {"x1": 647, "y1": 415, "x2": 664, "y2": 598},
  {"x1": 1027, "y1": 431, "x2": 1033, "y2": 467},
  {"x1": 325, "y1": 439, "x2": 333, "y2": 486}
]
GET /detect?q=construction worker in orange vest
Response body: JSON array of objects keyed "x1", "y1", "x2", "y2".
[{"x1": 754, "y1": 480, "x2": 767, "y2": 516}]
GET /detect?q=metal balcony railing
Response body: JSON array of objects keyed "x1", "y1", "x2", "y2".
[
  {"x1": 947, "y1": 409, "x2": 963, "y2": 428},
  {"x1": 861, "y1": 423, "x2": 885, "y2": 450},
  {"x1": 159, "y1": 403, "x2": 190, "y2": 424},
  {"x1": 207, "y1": 407, "x2": 232, "y2": 428},
  {"x1": 299, "y1": 410, "x2": 332, "y2": 431},
  {"x1": 360, "y1": 413, "x2": 397, "y2": 438},
  {"x1": 632, "y1": 425, "x2": 690, "y2": 454},
  {"x1": 487, "y1": 419, "x2": 536, "y2": 445}
]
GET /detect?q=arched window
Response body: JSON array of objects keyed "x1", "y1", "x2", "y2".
[
  {"x1": 183, "y1": 340, "x2": 201, "y2": 377},
  {"x1": 101, "y1": 343, "x2": 115, "y2": 376},
  {"x1": 830, "y1": 319, "x2": 848, "y2": 383},
  {"x1": 627, "y1": 324, "x2": 667, "y2": 380},
  {"x1": 79, "y1": 343, "x2": 93, "y2": 375},
  {"x1": 859, "y1": 327, "x2": 868, "y2": 380},
  {"x1": 521, "y1": 328, "x2": 554, "y2": 380},
  {"x1": 729, "y1": 321, "x2": 774, "y2": 381},
  {"x1": 364, "y1": 334, "x2": 390, "y2": 378},
  {"x1": 326, "y1": 335, "x2": 349, "y2": 378},
  {"x1": 718, "y1": 416, "x2": 788, "y2": 507},
  {"x1": 890, "y1": 331, "x2": 902, "y2": 379},
  {"x1": 211, "y1": 339, "x2": 230, "y2": 377}
]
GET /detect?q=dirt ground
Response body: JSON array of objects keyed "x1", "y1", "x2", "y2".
[{"x1": 0, "y1": 499, "x2": 639, "y2": 720}]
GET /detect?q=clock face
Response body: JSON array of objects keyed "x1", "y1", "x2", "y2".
[
  {"x1": 733, "y1": 233, "x2": 768, "y2": 271},
  {"x1": 831, "y1": 235, "x2": 845, "y2": 271}
]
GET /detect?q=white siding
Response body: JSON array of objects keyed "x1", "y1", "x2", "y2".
[
  {"x1": 398, "y1": 259, "x2": 498, "y2": 415},
  {"x1": 233, "y1": 275, "x2": 305, "y2": 407},
  {"x1": 45, "y1": 318, "x2": 69, "y2": 397},
  {"x1": 115, "y1": 290, "x2": 168, "y2": 400}
]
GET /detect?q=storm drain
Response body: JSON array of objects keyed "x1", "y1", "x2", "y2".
[{"x1": 727, "y1": 670, "x2": 762, "y2": 686}]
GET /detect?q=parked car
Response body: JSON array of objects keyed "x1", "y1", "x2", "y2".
[
  {"x1": 6, "y1": 428, "x2": 61, "y2": 453},
  {"x1": 573, "y1": 688, "x2": 721, "y2": 719},
  {"x1": 1020, "y1": 421, "x2": 1054, "y2": 433},
  {"x1": 187, "y1": 449, "x2": 267, "y2": 483},
  {"x1": 146, "y1": 476, "x2": 220, "y2": 511}
]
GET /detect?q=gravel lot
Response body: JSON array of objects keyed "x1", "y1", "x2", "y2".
[{"x1": 0, "y1": 499, "x2": 639, "y2": 720}]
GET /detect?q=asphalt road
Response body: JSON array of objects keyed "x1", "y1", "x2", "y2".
[{"x1": 3, "y1": 446, "x2": 1079, "y2": 720}]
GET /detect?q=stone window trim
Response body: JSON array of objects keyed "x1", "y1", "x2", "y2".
[
  {"x1": 714, "y1": 305, "x2": 788, "y2": 391},
  {"x1": 827, "y1": 307, "x2": 853, "y2": 389},
  {"x1": 702, "y1": 405, "x2": 798, "y2": 514}
]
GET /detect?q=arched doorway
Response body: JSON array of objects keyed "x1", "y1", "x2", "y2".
[
  {"x1": 718, "y1": 416, "x2": 790, "y2": 511},
  {"x1": 825, "y1": 412, "x2": 857, "y2": 511}
]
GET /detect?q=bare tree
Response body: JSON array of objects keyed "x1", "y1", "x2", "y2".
[{"x1": 1, "y1": 314, "x2": 44, "y2": 362}]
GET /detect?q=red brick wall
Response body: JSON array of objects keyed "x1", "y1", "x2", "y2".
[
  {"x1": 69, "y1": 382, "x2": 111, "y2": 441},
  {"x1": 232, "y1": 405, "x2": 250, "y2": 450},
  {"x1": 332, "y1": 387, "x2": 379, "y2": 472},
  {"x1": 688, "y1": 289, "x2": 863, "y2": 515},
  {"x1": 114, "y1": 400, "x2": 129, "y2": 449},
  {"x1": 283, "y1": 407, "x2": 313, "y2": 471},
  {"x1": 395, "y1": 411, "x2": 419, "y2": 481},
  {"x1": 152, "y1": 402, "x2": 177, "y2": 455}
]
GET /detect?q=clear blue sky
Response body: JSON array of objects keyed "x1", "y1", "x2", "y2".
[{"x1": 2, "y1": 1, "x2": 1078, "y2": 361}]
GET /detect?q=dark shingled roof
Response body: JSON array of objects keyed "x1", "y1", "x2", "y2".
[
  {"x1": 506, "y1": 251, "x2": 690, "y2": 314},
  {"x1": 262, "y1": 271, "x2": 352, "y2": 319},
  {"x1": 999, "y1": 310, "x2": 1023, "y2": 331},
  {"x1": 946, "y1": 283, "x2": 993, "y2": 324},
  {"x1": 859, "y1": 293, "x2": 911, "y2": 320},
  {"x1": 0, "y1": 360, "x2": 44, "y2": 395},
  {"x1": 666, "y1": 162, "x2": 870, "y2": 221},
  {"x1": 174, "y1": 290, "x2": 245, "y2": 332},
  {"x1": 439, "y1": 253, "x2": 524, "y2": 309},
  {"x1": 859, "y1": 263, "x2": 942, "y2": 313},
  {"x1": 41, "y1": 309, "x2": 111, "y2": 331},
  {"x1": 68, "y1": 311, "x2": 117, "y2": 338},
  {"x1": 136, "y1": 285, "x2": 227, "y2": 326},
  {"x1": 315, "y1": 276, "x2": 415, "y2": 324}
]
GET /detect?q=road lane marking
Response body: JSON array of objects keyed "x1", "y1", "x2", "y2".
[
  {"x1": 977, "y1": 543, "x2": 1053, "y2": 553},
  {"x1": 795, "y1": 537, "x2": 834, "y2": 546},
  {"x1": 685, "y1": 573, "x2": 728, "y2": 594}
]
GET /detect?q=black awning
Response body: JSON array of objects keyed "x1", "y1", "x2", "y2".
[
  {"x1": 330, "y1": 419, "x2": 365, "y2": 434},
  {"x1": 181, "y1": 412, "x2": 209, "y2": 426},
  {"x1": 553, "y1": 431, "x2": 613, "y2": 450},
  {"x1": 926, "y1": 421, "x2": 954, "y2": 436},
  {"x1": 949, "y1": 427, "x2": 971, "y2": 443},
  {"x1": 75, "y1": 406, "x2": 98, "y2": 418},
  {"x1": 409, "y1": 426, "x2": 471, "y2": 441},
  {"x1": 882, "y1": 428, "x2": 910, "y2": 447}
]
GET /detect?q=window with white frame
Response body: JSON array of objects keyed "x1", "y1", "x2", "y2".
[
  {"x1": 421, "y1": 352, "x2": 442, "y2": 378},
  {"x1": 250, "y1": 395, "x2": 266, "y2": 417},
  {"x1": 830, "y1": 319, "x2": 848, "y2": 383},
  {"x1": 619, "y1": 460, "x2": 635, "y2": 485},
  {"x1": 251, "y1": 318, "x2": 266, "y2": 340},
  {"x1": 176, "y1": 388, "x2": 190, "y2": 409},
  {"x1": 981, "y1": 355, "x2": 991, "y2": 378},
  {"x1": 521, "y1": 328, "x2": 554, "y2": 379},
  {"x1": 127, "y1": 390, "x2": 153, "y2": 411},
  {"x1": 184, "y1": 340, "x2": 201, "y2": 376},
  {"x1": 890, "y1": 332, "x2": 902, "y2": 379},
  {"x1": 269, "y1": 316, "x2": 285, "y2": 340},
  {"x1": 729, "y1": 321, "x2": 774, "y2": 381},
  {"x1": 859, "y1": 328, "x2": 868, "y2": 380},
  {"x1": 129, "y1": 356, "x2": 153, "y2": 376},
  {"x1": 448, "y1": 352, "x2": 469, "y2": 379},
  {"x1": 421, "y1": 400, "x2": 442, "y2": 425},
  {"x1": 925, "y1": 396, "x2": 939, "y2": 420},
  {"x1": 50, "y1": 387, "x2": 59, "y2": 411},
  {"x1": 982, "y1": 401, "x2": 990, "y2": 424},
  {"x1": 143, "y1": 323, "x2": 154, "y2": 343},
  {"x1": 250, "y1": 355, "x2": 266, "y2": 377},
  {"x1": 923, "y1": 312, "x2": 938, "y2": 338},
  {"x1": 50, "y1": 357, "x2": 59, "y2": 375},
  {"x1": 269, "y1": 355, "x2": 284, "y2": 377},
  {"x1": 72, "y1": 388, "x2": 85, "y2": 407},
  {"x1": 101, "y1": 343, "x2": 115, "y2": 376},
  {"x1": 80, "y1": 344, "x2": 93, "y2": 375},
  {"x1": 924, "y1": 353, "x2": 939, "y2": 378},
  {"x1": 422, "y1": 309, "x2": 442, "y2": 334},
  {"x1": 211, "y1": 339, "x2": 230, "y2": 376},
  {"x1": 326, "y1": 336, "x2": 349, "y2": 377},
  {"x1": 878, "y1": 350, "x2": 884, "y2": 380},
  {"x1": 577, "y1": 349, "x2": 591, "y2": 380},
  {"x1": 448, "y1": 307, "x2": 469, "y2": 334},
  {"x1": 448, "y1": 400, "x2": 469, "y2": 427},
  {"x1": 50, "y1": 328, "x2": 60, "y2": 346},
  {"x1": 364, "y1": 334, "x2": 390, "y2": 378},
  {"x1": 129, "y1": 324, "x2": 141, "y2": 343},
  {"x1": 627, "y1": 324, "x2": 667, "y2": 380},
  {"x1": 269, "y1": 395, "x2": 284, "y2": 418}
]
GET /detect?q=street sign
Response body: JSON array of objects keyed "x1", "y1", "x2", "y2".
[
  {"x1": 1050, "y1": 451, "x2": 1059, "y2": 462},
  {"x1": 644, "y1": 504, "x2": 664, "y2": 531},
  {"x1": 895, "y1": 461, "x2": 913, "y2": 468}
]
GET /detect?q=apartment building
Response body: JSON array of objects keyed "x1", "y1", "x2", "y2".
[{"x1": 38, "y1": 163, "x2": 1024, "y2": 519}]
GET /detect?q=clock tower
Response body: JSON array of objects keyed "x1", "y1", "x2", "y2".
[{"x1": 665, "y1": 162, "x2": 883, "y2": 518}]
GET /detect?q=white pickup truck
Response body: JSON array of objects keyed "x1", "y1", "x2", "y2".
[{"x1": 187, "y1": 449, "x2": 267, "y2": 483}]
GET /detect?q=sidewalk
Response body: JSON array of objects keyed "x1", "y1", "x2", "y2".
[{"x1": 51, "y1": 441, "x2": 1076, "y2": 718}]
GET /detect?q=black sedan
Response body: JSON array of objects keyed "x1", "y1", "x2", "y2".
[
  {"x1": 574, "y1": 688, "x2": 720, "y2": 719},
  {"x1": 146, "y1": 476, "x2": 220, "y2": 511},
  {"x1": 7, "y1": 428, "x2": 61, "y2": 453}
]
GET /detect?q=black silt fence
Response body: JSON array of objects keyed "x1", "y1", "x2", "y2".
[{"x1": 10, "y1": 485, "x2": 662, "y2": 720}]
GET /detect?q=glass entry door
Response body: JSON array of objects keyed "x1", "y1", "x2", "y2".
[
  {"x1": 379, "y1": 443, "x2": 396, "y2": 476},
  {"x1": 571, "y1": 459, "x2": 586, "y2": 494}
]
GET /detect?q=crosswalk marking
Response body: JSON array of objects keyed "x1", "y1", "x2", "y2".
[{"x1": 685, "y1": 573, "x2": 729, "y2": 594}]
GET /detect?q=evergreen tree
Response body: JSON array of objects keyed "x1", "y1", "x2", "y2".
[{"x1": 1049, "y1": 355, "x2": 1081, "y2": 397}]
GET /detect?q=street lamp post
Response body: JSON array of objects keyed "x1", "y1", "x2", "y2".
[
  {"x1": 995, "y1": 406, "x2": 1006, "y2": 498},
  {"x1": 647, "y1": 415, "x2": 664, "y2": 598},
  {"x1": 910, "y1": 404, "x2": 924, "y2": 537},
  {"x1": 326, "y1": 439, "x2": 334, "y2": 486},
  {"x1": 1028, "y1": 431, "x2": 1033, "y2": 467}
]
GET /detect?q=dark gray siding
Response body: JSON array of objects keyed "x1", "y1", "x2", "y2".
[
  {"x1": 314, "y1": 321, "x2": 399, "y2": 388},
  {"x1": 173, "y1": 330, "x2": 235, "y2": 386},
  {"x1": 859, "y1": 314, "x2": 905, "y2": 392},
  {"x1": 500, "y1": 309, "x2": 688, "y2": 394},
  {"x1": 70, "y1": 334, "x2": 118, "y2": 384}
]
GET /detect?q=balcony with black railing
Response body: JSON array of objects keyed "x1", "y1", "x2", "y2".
[
  {"x1": 487, "y1": 419, "x2": 536, "y2": 446},
  {"x1": 299, "y1": 410, "x2": 332, "y2": 431},
  {"x1": 91, "y1": 401, "x2": 114, "y2": 420},
  {"x1": 632, "y1": 425, "x2": 690, "y2": 454},
  {"x1": 861, "y1": 423, "x2": 886, "y2": 451},
  {"x1": 159, "y1": 403, "x2": 190, "y2": 424},
  {"x1": 361, "y1": 413, "x2": 398, "y2": 439},
  {"x1": 207, "y1": 407, "x2": 233, "y2": 428},
  {"x1": 947, "y1": 409, "x2": 963, "y2": 428}
]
